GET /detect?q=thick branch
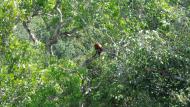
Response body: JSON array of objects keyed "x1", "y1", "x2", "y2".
[
  {"x1": 54, "y1": 0, "x2": 61, "y2": 10},
  {"x1": 23, "y1": 21, "x2": 38, "y2": 43},
  {"x1": 47, "y1": 23, "x2": 61, "y2": 46},
  {"x1": 46, "y1": 0, "x2": 63, "y2": 53}
]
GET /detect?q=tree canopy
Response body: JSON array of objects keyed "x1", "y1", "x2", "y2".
[{"x1": 1, "y1": 0, "x2": 190, "y2": 106}]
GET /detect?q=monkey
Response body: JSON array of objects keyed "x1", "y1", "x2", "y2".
[
  {"x1": 94, "y1": 42, "x2": 103, "y2": 56},
  {"x1": 80, "y1": 43, "x2": 103, "y2": 107},
  {"x1": 82, "y1": 42, "x2": 103, "y2": 66}
]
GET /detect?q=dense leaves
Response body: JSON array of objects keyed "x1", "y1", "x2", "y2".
[{"x1": 1, "y1": 0, "x2": 190, "y2": 107}]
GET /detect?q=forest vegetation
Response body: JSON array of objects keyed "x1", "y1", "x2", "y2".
[{"x1": 0, "y1": 0, "x2": 190, "y2": 106}]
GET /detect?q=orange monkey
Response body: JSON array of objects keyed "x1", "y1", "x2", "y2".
[{"x1": 94, "y1": 43, "x2": 103, "y2": 56}]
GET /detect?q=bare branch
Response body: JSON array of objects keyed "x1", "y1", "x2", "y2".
[
  {"x1": 47, "y1": 23, "x2": 61, "y2": 46},
  {"x1": 56, "y1": 7, "x2": 63, "y2": 23},
  {"x1": 22, "y1": 21, "x2": 38, "y2": 43},
  {"x1": 53, "y1": 0, "x2": 61, "y2": 10},
  {"x1": 60, "y1": 28, "x2": 78, "y2": 37}
]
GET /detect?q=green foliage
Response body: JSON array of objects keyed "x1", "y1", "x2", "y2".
[
  {"x1": 1, "y1": 0, "x2": 190, "y2": 106},
  {"x1": 0, "y1": 37, "x2": 82, "y2": 106}
]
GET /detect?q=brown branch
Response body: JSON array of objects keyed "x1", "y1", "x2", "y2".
[
  {"x1": 47, "y1": 23, "x2": 61, "y2": 46},
  {"x1": 21, "y1": 5, "x2": 40, "y2": 42},
  {"x1": 47, "y1": 27, "x2": 78, "y2": 48},
  {"x1": 82, "y1": 54, "x2": 99, "y2": 67},
  {"x1": 45, "y1": 0, "x2": 64, "y2": 54},
  {"x1": 60, "y1": 28, "x2": 78, "y2": 37},
  {"x1": 22, "y1": 21, "x2": 38, "y2": 43}
]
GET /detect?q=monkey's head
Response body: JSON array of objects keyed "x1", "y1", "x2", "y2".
[{"x1": 94, "y1": 43, "x2": 103, "y2": 55}]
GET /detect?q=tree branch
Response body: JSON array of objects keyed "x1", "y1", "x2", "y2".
[
  {"x1": 60, "y1": 28, "x2": 78, "y2": 37},
  {"x1": 22, "y1": 21, "x2": 38, "y2": 43},
  {"x1": 47, "y1": 23, "x2": 61, "y2": 46}
]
